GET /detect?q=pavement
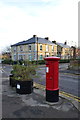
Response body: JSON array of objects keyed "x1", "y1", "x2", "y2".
[{"x1": 1, "y1": 77, "x2": 80, "y2": 119}]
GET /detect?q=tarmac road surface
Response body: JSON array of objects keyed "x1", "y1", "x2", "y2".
[
  {"x1": 35, "y1": 64, "x2": 79, "y2": 97},
  {"x1": 0, "y1": 63, "x2": 79, "y2": 97}
]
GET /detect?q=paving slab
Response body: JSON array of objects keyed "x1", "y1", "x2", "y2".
[{"x1": 2, "y1": 79, "x2": 79, "y2": 119}]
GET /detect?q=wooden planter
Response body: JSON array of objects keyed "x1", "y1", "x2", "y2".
[
  {"x1": 9, "y1": 74, "x2": 16, "y2": 87},
  {"x1": 16, "y1": 80, "x2": 33, "y2": 94}
]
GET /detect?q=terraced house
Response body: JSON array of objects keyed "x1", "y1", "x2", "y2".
[
  {"x1": 56, "y1": 42, "x2": 70, "y2": 59},
  {"x1": 52, "y1": 41, "x2": 71, "y2": 59},
  {"x1": 11, "y1": 35, "x2": 57, "y2": 61}
]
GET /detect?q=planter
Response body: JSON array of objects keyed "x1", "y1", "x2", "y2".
[
  {"x1": 16, "y1": 80, "x2": 33, "y2": 94},
  {"x1": 9, "y1": 74, "x2": 16, "y2": 87}
]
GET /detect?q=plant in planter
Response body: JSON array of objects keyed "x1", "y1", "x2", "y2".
[
  {"x1": 12, "y1": 64, "x2": 36, "y2": 94},
  {"x1": 9, "y1": 65, "x2": 20, "y2": 87}
]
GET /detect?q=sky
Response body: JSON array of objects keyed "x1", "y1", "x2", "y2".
[{"x1": 0, "y1": 0, "x2": 79, "y2": 53}]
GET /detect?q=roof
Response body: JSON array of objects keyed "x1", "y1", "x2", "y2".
[
  {"x1": 11, "y1": 36, "x2": 55, "y2": 47},
  {"x1": 37, "y1": 37, "x2": 54, "y2": 45},
  {"x1": 56, "y1": 42, "x2": 70, "y2": 48}
]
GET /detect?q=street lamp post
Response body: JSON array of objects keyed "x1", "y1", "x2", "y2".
[{"x1": 36, "y1": 37, "x2": 38, "y2": 65}]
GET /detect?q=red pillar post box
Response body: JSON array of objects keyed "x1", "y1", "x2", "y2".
[{"x1": 44, "y1": 57, "x2": 60, "y2": 102}]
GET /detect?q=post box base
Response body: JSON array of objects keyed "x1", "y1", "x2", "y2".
[{"x1": 46, "y1": 89, "x2": 59, "y2": 102}]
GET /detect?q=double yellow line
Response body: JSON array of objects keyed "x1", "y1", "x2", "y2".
[
  {"x1": 59, "y1": 91, "x2": 80, "y2": 102},
  {"x1": 60, "y1": 72, "x2": 80, "y2": 76},
  {"x1": 34, "y1": 82, "x2": 45, "y2": 90},
  {"x1": 34, "y1": 82, "x2": 80, "y2": 102}
]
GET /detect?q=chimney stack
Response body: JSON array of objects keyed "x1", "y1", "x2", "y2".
[
  {"x1": 52, "y1": 40, "x2": 56, "y2": 44},
  {"x1": 45, "y1": 37, "x2": 49, "y2": 40},
  {"x1": 64, "y1": 41, "x2": 67, "y2": 45},
  {"x1": 33, "y1": 35, "x2": 37, "y2": 38}
]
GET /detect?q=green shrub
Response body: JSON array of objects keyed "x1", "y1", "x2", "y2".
[
  {"x1": 2, "y1": 59, "x2": 14, "y2": 64},
  {"x1": 37, "y1": 60, "x2": 45, "y2": 65},
  {"x1": 12, "y1": 64, "x2": 36, "y2": 81},
  {"x1": 23, "y1": 60, "x2": 32, "y2": 66},
  {"x1": 59, "y1": 59, "x2": 70, "y2": 63},
  {"x1": 20, "y1": 60, "x2": 45, "y2": 65}
]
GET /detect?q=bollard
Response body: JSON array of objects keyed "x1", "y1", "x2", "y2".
[{"x1": 44, "y1": 57, "x2": 60, "y2": 102}]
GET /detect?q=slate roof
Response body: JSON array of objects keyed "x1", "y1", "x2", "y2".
[
  {"x1": 11, "y1": 36, "x2": 54, "y2": 47},
  {"x1": 56, "y1": 42, "x2": 70, "y2": 48},
  {"x1": 37, "y1": 37, "x2": 54, "y2": 45}
]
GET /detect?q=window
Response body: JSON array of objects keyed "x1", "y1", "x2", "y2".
[
  {"x1": 29, "y1": 55, "x2": 32, "y2": 61},
  {"x1": 20, "y1": 46, "x2": 23, "y2": 51},
  {"x1": 52, "y1": 46, "x2": 54, "y2": 51},
  {"x1": 40, "y1": 44, "x2": 42, "y2": 50},
  {"x1": 40, "y1": 55, "x2": 43, "y2": 60},
  {"x1": 46, "y1": 55, "x2": 49, "y2": 57},
  {"x1": 14, "y1": 55, "x2": 16, "y2": 60},
  {"x1": 28, "y1": 53, "x2": 32, "y2": 61},
  {"x1": 21, "y1": 55, "x2": 23, "y2": 60},
  {"x1": 46, "y1": 53, "x2": 49, "y2": 57},
  {"x1": 46, "y1": 45, "x2": 49, "y2": 51},
  {"x1": 23, "y1": 55, "x2": 25, "y2": 60},
  {"x1": 19, "y1": 55, "x2": 23, "y2": 60},
  {"x1": 14, "y1": 47, "x2": 16, "y2": 52},
  {"x1": 28, "y1": 45, "x2": 31, "y2": 50}
]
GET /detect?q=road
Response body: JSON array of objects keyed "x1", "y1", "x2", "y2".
[
  {"x1": 35, "y1": 63, "x2": 79, "y2": 98},
  {"x1": 59, "y1": 73, "x2": 79, "y2": 97},
  {"x1": 0, "y1": 63, "x2": 79, "y2": 97}
]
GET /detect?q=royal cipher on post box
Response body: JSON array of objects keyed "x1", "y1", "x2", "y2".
[{"x1": 44, "y1": 57, "x2": 60, "y2": 102}]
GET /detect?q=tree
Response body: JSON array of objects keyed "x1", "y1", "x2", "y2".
[{"x1": 2, "y1": 46, "x2": 11, "y2": 59}]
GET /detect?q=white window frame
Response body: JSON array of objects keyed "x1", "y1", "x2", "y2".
[
  {"x1": 40, "y1": 44, "x2": 42, "y2": 50},
  {"x1": 28, "y1": 44, "x2": 31, "y2": 51},
  {"x1": 39, "y1": 54, "x2": 43, "y2": 60},
  {"x1": 28, "y1": 54, "x2": 32, "y2": 61},
  {"x1": 20, "y1": 46, "x2": 23, "y2": 51},
  {"x1": 14, "y1": 47, "x2": 17, "y2": 52},
  {"x1": 46, "y1": 45, "x2": 49, "y2": 51},
  {"x1": 14, "y1": 55, "x2": 16, "y2": 60},
  {"x1": 19, "y1": 55, "x2": 23, "y2": 60},
  {"x1": 52, "y1": 46, "x2": 54, "y2": 51},
  {"x1": 46, "y1": 53, "x2": 49, "y2": 57}
]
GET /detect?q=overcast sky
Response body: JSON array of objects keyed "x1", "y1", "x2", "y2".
[{"x1": 0, "y1": 0, "x2": 79, "y2": 53}]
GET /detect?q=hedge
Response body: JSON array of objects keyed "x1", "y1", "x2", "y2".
[
  {"x1": 2, "y1": 58, "x2": 80, "y2": 65},
  {"x1": 59, "y1": 59, "x2": 70, "y2": 63},
  {"x1": 2, "y1": 59, "x2": 14, "y2": 65}
]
